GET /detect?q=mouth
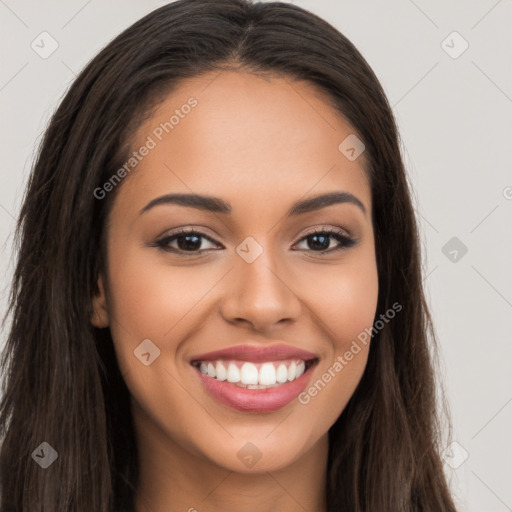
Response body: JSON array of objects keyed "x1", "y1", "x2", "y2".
[
  {"x1": 190, "y1": 344, "x2": 319, "y2": 413},
  {"x1": 191, "y1": 358, "x2": 317, "y2": 388}
]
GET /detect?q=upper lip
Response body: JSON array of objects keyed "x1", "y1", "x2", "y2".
[{"x1": 190, "y1": 343, "x2": 318, "y2": 363}]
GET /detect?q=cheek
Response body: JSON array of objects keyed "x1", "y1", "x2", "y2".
[
  {"x1": 331, "y1": 263, "x2": 379, "y2": 347},
  {"x1": 294, "y1": 251, "x2": 377, "y2": 400},
  {"x1": 301, "y1": 254, "x2": 379, "y2": 353},
  {"x1": 296, "y1": 255, "x2": 378, "y2": 428},
  {"x1": 104, "y1": 243, "x2": 219, "y2": 366}
]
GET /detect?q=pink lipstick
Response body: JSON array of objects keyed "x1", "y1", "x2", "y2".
[{"x1": 190, "y1": 343, "x2": 318, "y2": 413}]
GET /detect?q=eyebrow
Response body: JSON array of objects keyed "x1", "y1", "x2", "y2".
[{"x1": 139, "y1": 191, "x2": 366, "y2": 217}]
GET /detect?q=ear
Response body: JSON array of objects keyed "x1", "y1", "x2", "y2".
[{"x1": 91, "y1": 274, "x2": 110, "y2": 328}]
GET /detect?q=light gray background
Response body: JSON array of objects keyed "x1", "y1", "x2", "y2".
[{"x1": 1, "y1": 1, "x2": 511, "y2": 511}]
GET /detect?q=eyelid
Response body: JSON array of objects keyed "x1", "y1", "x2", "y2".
[{"x1": 300, "y1": 225, "x2": 351, "y2": 239}]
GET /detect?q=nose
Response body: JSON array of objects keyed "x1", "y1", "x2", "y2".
[{"x1": 220, "y1": 247, "x2": 302, "y2": 332}]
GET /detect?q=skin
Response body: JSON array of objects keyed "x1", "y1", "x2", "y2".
[{"x1": 91, "y1": 70, "x2": 379, "y2": 512}]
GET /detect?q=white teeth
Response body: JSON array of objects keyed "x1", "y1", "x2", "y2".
[
  {"x1": 240, "y1": 362, "x2": 259, "y2": 385},
  {"x1": 276, "y1": 363, "x2": 288, "y2": 383},
  {"x1": 227, "y1": 362, "x2": 241, "y2": 383},
  {"x1": 216, "y1": 361, "x2": 227, "y2": 381},
  {"x1": 287, "y1": 361, "x2": 297, "y2": 381},
  {"x1": 259, "y1": 362, "x2": 277, "y2": 386},
  {"x1": 195, "y1": 358, "x2": 314, "y2": 387}
]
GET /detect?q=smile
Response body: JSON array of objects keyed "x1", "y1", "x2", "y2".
[
  {"x1": 189, "y1": 343, "x2": 319, "y2": 413},
  {"x1": 192, "y1": 359, "x2": 315, "y2": 388}
]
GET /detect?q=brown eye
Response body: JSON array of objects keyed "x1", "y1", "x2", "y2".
[
  {"x1": 294, "y1": 228, "x2": 356, "y2": 253},
  {"x1": 155, "y1": 229, "x2": 220, "y2": 254}
]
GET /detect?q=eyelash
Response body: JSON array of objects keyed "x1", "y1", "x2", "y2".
[{"x1": 152, "y1": 226, "x2": 357, "y2": 256}]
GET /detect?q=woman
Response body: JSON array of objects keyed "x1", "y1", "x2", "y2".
[{"x1": 0, "y1": 0, "x2": 458, "y2": 510}]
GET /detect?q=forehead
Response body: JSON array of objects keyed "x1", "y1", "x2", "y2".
[{"x1": 114, "y1": 70, "x2": 371, "y2": 221}]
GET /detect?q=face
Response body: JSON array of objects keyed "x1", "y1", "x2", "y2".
[{"x1": 92, "y1": 70, "x2": 378, "y2": 474}]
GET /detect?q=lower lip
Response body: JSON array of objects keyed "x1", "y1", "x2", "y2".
[{"x1": 193, "y1": 362, "x2": 316, "y2": 413}]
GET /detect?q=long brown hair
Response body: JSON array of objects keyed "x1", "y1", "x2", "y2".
[{"x1": 0, "y1": 0, "x2": 458, "y2": 510}]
